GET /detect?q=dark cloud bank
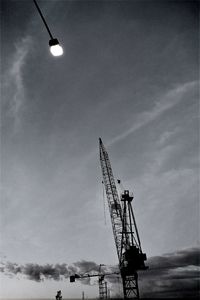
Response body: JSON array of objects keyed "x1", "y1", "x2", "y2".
[
  {"x1": 1, "y1": 247, "x2": 199, "y2": 298},
  {"x1": 138, "y1": 247, "x2": 199, "y2": 299}
]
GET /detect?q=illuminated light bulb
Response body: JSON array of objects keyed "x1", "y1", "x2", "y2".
[
  {"x1": 50, "y1": 44, "x2": 63, "y2": 56},
  {"x1": 49, "y1": 38, "x2": 63, "y2": 57}
]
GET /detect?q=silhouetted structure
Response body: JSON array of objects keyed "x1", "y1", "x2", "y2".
[
  {"x1": 70, "y1": 264, "x2": 119, "y2": 299},
  {"x1": 55, "y1": 290, "x2": 62, "y2": 300},
  {"x1": 99, "y1": 265, "x2": 108, "y2": 299},
  {"x1": 99, "y1": 275, "x2": 108, "y2": 299},
  {"x1": 99, "y1": 138, "x2": 148, "y2": 299}
]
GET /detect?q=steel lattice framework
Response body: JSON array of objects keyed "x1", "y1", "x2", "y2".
[
  {"x1": 99, "y1": 276, "x2": 108, "y2": 299},
  {"x1": 99, "y1": 138, "x2": 122, "y2": 260},
  {"x1": 70, "y1": 271, "x2": 119, "y2": 299},
  {"x1": 99, "y1": 138, "x2": 147, "y2": 299}
]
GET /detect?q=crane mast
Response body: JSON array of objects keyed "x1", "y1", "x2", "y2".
[{"x1": 99, "y1": 138, "x2": 147, "y2": 299}]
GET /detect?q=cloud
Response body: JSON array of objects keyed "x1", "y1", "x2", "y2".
[
  {"x1": 109, "y1": 80, "x2": 198, "y2": 146},
  {"x1": 0, "y1": 260, "x2": 100, "y2": 283},
  {"x1": 1, "y1": 248, "x2": 199, "y2": 297},
  {"x1": 73, "y1": 260, "x2": 100, "y2": 274},
  {"x1": 1, "y1": 262, "x2": 67, "y2": 282},
  {"x1": 146, "y1": 247, "x2": 199, "y2": 270},
  {"x1": 2, "y1": 36, "x2": 32, "y2": 130},
  {"x1": 157, "y1": 127, "x2": 179, "y2": 146},
  {"x1": 92, "y1": 248, "x2": 199, "y2": 298},
  {"x1": 138, "y1": 247, "x2": 200, "y2": 298}
]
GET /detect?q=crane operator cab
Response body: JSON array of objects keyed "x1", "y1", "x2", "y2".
[
  {"x1": 121, "y1": 246, "x2": 148, "y2": 275},
  {"x1": 70, "y1": 274, "x2": 81, "y2": 282}
]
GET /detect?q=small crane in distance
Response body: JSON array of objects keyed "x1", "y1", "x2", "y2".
[{"x1": 70, "y1": 265, "x2": 119, "y2": 299}]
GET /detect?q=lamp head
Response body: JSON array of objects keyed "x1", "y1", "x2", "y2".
[{"x1": 49, "y1": 38, "x2": 63, "y2": 56}]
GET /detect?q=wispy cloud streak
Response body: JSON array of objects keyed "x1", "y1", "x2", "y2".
[
  {"x1": 2, "y1": 36, "x2": 32, "y2": 130},
  {"x1": 109, "y1": 80, "x2": 198, "y2": 146}
]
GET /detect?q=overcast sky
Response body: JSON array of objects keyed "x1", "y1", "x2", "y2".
[{"x1": 0, "y1": 0, "x2": 199, "y2": 298}]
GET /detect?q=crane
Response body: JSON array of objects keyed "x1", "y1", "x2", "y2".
[
  {"x1": 99, "y1": 138, "x2": 148, "y2": 299},
  {"x1": 99, "y1": 264, "x2": 108, "y2": 299},
  {"x1": 70, "y1": 265, "x2": 119, "y2": 299}
]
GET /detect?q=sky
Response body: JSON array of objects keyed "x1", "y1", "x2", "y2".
[{"x1": 0, "y1": 0, "x2": 199, "y2": 298}]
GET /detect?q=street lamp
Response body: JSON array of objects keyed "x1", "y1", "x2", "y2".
[{"x1": 33, "y1": 0, "x2": 63, "y2": 56}]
